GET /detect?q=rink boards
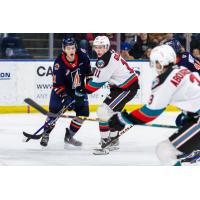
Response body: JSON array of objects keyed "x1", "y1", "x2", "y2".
[{"x1": 0, "y1": 60, "x2": 179, "y2": 113}]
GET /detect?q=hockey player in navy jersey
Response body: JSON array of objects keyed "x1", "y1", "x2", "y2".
[
  {"x1": 40, "y1": 37, "x2": 92, "y2": 147},
  {"x1": 108, "y1": 45, "x2": 200, "y2": 165},
  {"x1": 163, "y1": 39, "x2": 200, "y2": 128},
  {"x1": 76, "y1": 36, "x2": 139, "y2": 153},
  {"x1": 163, "y1": 38, "x2": 200, "y2": 75}
]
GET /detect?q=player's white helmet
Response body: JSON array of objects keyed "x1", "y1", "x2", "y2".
[
  {"x1": 150, "y1": 45, "x2": 176, "y2": 74},
  {"x1": 93, "y1": 36, "x2": 110, "y2": 49}
]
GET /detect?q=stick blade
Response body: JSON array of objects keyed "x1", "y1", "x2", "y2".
[
  {"x1": 24, "y1": 98, "x2": 48, "y2": 115},
  {"x1": 23, "y1": 131, "x2": 43, "y2": 140}
]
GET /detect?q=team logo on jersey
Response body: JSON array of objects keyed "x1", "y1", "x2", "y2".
[
  {"x1": 96, "y1": 59, "x2": 105, "y2": 68},
  {"x1": 71, "y1": 69, "x2": 81, "y2": 89},
  {"x1": 54, "y1": 63, "x2": 60, "y2": 70}
]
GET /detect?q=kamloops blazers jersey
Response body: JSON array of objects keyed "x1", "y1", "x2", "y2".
[
  {"x1": 128, "y1": 65, "x2": 200, "y2": 124},
  {"x1": 52, "y1": 50, "x2": 92, "y2": 97},
  {"x1": 177, "y1": 52, "x2": 200, "y2": 75},
  {"x1": 85, "y1": 50, "x2": 139, "y2": 93}
]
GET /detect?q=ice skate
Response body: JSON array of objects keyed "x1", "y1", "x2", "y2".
[
  {"x1": 40, "y1": 133, "x2": 50, "y2": 147},
  {"x1": 64, "y1": 128, "x2": 82, "y2": 146}
]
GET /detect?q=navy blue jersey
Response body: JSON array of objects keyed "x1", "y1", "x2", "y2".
[
  {"x1": 177, "y1": 52, "x2": 200, "y2": 75},
  {"x1": 52, "y1": 50, "x2": 92, "y2": 97}
]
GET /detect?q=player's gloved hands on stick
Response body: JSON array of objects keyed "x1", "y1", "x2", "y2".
[
  {"x1": 109, "y1": 110, "x2": 131, "y2": 131},
  {"x1": 75, "y1": 86, "x2": 86, "y2": 103},
  {"x1": 60, "y1": 93, "x2": 74, "y2": 111}
]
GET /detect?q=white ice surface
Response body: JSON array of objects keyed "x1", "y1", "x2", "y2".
[{"x1": 0, "y1": 112, "x2": 179, "y2": 166}]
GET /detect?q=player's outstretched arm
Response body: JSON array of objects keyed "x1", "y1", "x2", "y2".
[{"x1": 109, "y1": 105, "x2": 165, "y2": 131}]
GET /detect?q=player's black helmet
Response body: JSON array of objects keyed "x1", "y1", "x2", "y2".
[
  {"x1": 163, "y1": 39, "x2": 182, "y2": 55},
  {"x1": 62, "y1": 37, "x2": 77, "y2": 50}
]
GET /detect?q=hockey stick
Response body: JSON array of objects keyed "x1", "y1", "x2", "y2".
[
  {"x1": 93, "y1": 124, "x2": 134, "y2": 155},
  {"x1": 24, "y1": 98, "x2": 177, "y2": 129},
  {"x1": 65, "y1": 115, "x2": 177, "y2": 129},
  {"x1": 24, "y1": 98, "x2": 49, "y2": 116},
  {"x1": 23, "y1": 118, "x2": 51, "y2": 141},
  {"x1": 23, "y1": 115, "x2": 60, "y2": 141},
  {"x1": 23, "y1": 100, "x2": 75, "y2": 141}
]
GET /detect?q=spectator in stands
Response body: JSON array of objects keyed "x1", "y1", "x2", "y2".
[
  {"x1": 149, "y1": 33, "x2": 166, "y2": 45},
  {"x1": 190, "y1": 34, "x2": 200, "y2": 51},
  {"x1": 120, "y1": 42, "x2": 134, "y2": 60},
  {"x1": 105, "y1": 33, "x2": 117, "y2": 51},
  {"x1": 85, "y1": 33, "x2": 96, "y2": 58},
  {"x1": 128, "y1": 33, "x2": 157, "y2": 59},
  {"x1": 0, "y1": 33, "x2": 31, "y2": 59},
  {"x1": 192, "y1": 48, "x2": 200, "y2": 59},
  {"x1": 165, "y1": 33, "x2": 174, "y2": 41},
  {"x1": 142, "y1": 47, "x2": 152, "y2": 59},
  {"x1": 122, "y1": 33, "x2": 137, "y2": 48},
  {"x1": 174, "y1": 33, "x2": 186, "y2": 48},
  {"x1": 160, "y1": 33, "x2": 186, "y2": 49}
]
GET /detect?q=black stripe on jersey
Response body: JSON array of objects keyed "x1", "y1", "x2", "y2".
[
  {"x1": 125, "y1": 113, "x2": 146, "y2": 125},
  {"x1": 152, "y1": 65, "x2": 179, "y2": 90}
]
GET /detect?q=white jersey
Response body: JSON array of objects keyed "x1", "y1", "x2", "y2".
[
  {"x1": 86, "y1": 51, "x2": 138, "y2": 92},
  {"x1": 148, "y1": 66, "x2": 200, "y2": 113}
]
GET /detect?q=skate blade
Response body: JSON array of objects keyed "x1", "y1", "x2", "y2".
[
  {"x1": 41, "y1": 145, "x2": 48, "y2": 150},
  {"x1": 93, "y1": 148, "x2": 109, "y2": 155},
  {"x1": 64, "y1": 143, "x2": 82, "y2": 150},
  {"x1": 108, "y1": 146, "x2": 120, "y2": 151}
]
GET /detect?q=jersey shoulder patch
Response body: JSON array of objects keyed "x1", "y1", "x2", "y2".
[
  {"x1": 95, "y1": 50, "x2": 112, "y2": 68},
  {"x1": 54, "y1": 57, "x2": 63, "y2": 70},
  {"x1": 96, "y1": 59, "x2": 105, "y2": 68}
]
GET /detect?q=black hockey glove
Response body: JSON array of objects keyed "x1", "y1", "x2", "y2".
[
  {"x1": 175, "y1": 112, "x2": 199, "y2": 128},
  {"x1": 75, "y1": 86, "x2": 86, "y2": 103},
  {"x1": 61, "y1": 94, "x2": 74, "y2": 111},
  {"x1": 109, "y1": 110, "x2": 131, "y2": 131}
]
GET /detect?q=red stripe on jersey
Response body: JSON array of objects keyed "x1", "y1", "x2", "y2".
[
  {"x1": 85, "y1": 82, "x2": 99, "y2": 93},
  {"x1": 120, "y1": 76, "x2": 138, "y2": 89},
  {"x1": 71, "y1": 122, "x2": 81, "y2": 129},
  {"x1": 130, "y1": 109, "x2": 157, "y2": 123},
  {"x1": 61, "y1": 52, "x2": 78, "y2": 69},
  {"x1": 99, "y1": 125, "x2": 109, "y2": 129},
  {"x1": 53, "y1": 86, "x2": 65, "y2": 94},
  {"x1": 56, "y1": 88, "x2": 65, "y2": 94}
]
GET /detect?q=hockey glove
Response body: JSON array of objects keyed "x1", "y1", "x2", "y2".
[
  {"x1": 75, "y1": 86, "x2": 86, "y2": 103},
  {"x1": 175, "y1": 112, "x2": 199, "y2": 128},
  {"x1": 61, "y1": 94, "x2": 75, "y2": 111},
  {"x1": 109, "y1": 110, "x2": 132, "y2": 131}
]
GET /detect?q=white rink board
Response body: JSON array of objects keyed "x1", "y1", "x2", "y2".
[{"x1": 0, "y1": 60, "x2": 152, "y2": 106}]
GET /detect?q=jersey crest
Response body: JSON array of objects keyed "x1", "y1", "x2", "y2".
[
  {"x1": 96, "y1": 59, "x2": 105, "y2": 68},
  {"x1": 71, "y1": 69, "x2": 81, "y2": 89}
]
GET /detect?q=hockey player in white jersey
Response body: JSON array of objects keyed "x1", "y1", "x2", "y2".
[
  {"x1": 76, "y1": 36, "x2": 139, "y2": 153},
  {"x1": 108, "y1": 45, "x2": 200, "y2": 165}
]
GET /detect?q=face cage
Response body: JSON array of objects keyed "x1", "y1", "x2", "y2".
[{"x1": 150, "y1": 60, "x2": 164, "y2": 75}]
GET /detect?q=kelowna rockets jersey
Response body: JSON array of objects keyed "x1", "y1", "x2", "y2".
[
  {"x1": 127, "y1": 65, "x2": 200, "y2": 125},
  {"x1": 85, "y1": 50, "x2": 138, "y2": 93},
  {"x1": 52, "y1": 49, "x2": 92, "y2": 97},
  {"x1": 177, "y1": 52, "x2": 200, "y2": 75}
]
